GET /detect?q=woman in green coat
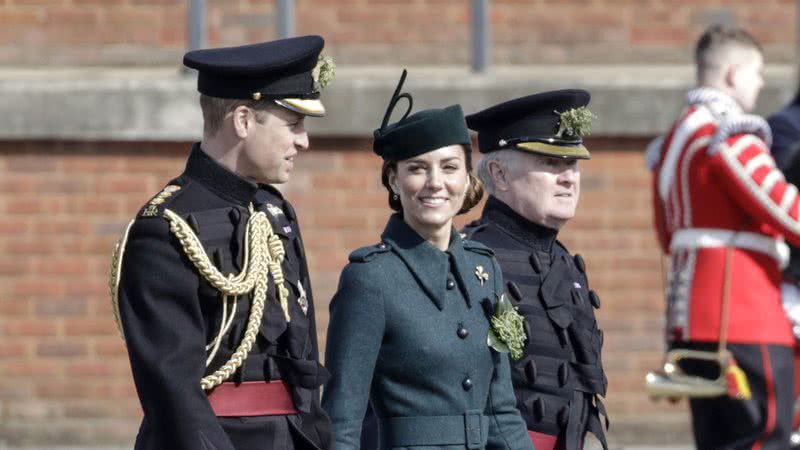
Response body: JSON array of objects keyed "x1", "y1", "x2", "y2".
[{"x1": 322, "y1": 70, "x2": 533, "y2": 450}]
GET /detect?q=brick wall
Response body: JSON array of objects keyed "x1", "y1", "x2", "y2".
[
  {"x1": 0, "y1": 0, "x2": 795, "y2": 66},
  {"x1": 0, "y1": 137, "x2": 688, "y2": 446}
]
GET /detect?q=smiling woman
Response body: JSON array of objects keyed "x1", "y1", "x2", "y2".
[
  {"x1": 381, "y1": 144, "x2": 482, "y2": 250},
  {"x1": 321, "y1": 70, "x2": 533, "y2": 450}
]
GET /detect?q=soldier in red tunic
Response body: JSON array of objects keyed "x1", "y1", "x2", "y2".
[{"x1": 648, "y1": 24, "x2": 798, "y2": 449}]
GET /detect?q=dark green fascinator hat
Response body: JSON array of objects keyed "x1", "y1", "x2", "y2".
[{"x1": 373, "y1": 70, "x2": 471, "y2": 161}]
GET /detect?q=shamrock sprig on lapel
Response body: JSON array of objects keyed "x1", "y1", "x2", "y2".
[{"x1": 487, "y1": 293, "x2": 527, "y2": 360}]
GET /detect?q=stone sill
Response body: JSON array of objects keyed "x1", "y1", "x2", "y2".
[{"x1": 0, "y1": 65, "x2": 795, "y2": 141}]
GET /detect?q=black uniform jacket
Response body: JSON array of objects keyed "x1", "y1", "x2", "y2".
[
  {"x1": 768, "y1": 101, "x2": 800, "y2": 281},
  {"x1": 117, "y1": 145, "x2": 331, "y2": 450},
  {"x1": 465, "y1": 196, "x2": 608, "y2": 450}
]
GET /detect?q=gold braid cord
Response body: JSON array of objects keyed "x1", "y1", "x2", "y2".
[
  {"x1": 109, "y1": 219, "x2": 136, "y2": 340},
  {"x1": 162, "y1": 207, "x2": 291, "y2": 390}
]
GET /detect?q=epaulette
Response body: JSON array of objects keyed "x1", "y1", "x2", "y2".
[
  {"x1": 707, "y1": 114, "x2": 771, "y2": 156},
  {"x1": 138, "y1": 184, "x2": 183, "y2": 218},
  {"x1": 463, "y1": 239, "x2": 494, "y2": 257},
  {"x1": 348, "y1": 242, "x2": 392, "y2": 263},
  {"x1": 461, "y1": 220, "x2": 488, "y2": 239}
]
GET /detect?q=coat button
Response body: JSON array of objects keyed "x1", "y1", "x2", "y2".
[
  {"x1": 457, "y1": 326, "x2": 469, "y2": 339},
  {"x1": 446, "y1": 278, "x2": 456, "y2": 290},
  {"x1": 462, "y1": 378, "x2": 473, "y2": 391}
]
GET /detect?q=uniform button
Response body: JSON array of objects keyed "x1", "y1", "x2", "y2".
[
  {"x1": 457, "y1": 327, "x2": 469, "y2": 339},
  {"x1": 228, "y1": 207, "x2": 242, "y2": 224},
  {"x1": 529, "y1": 253, "x2": 542, "y2": 274},
  {"x1": 507, "y1": 281, "x2": 523, "y2": 302},
  {"x1": 378, "y1": 243, "x2": 387, "y2": 249},
  {"x1": 589, "y1": 290, "x2": 601, "y2": 309},
  {"x1": 529, "y1": 396, "x2": 545, "y2": 421},
  {"x1": 574, "y1": 254, "x2": 586, "y2": 273},
  {"x1": 558, "y1": 328, "x2": 569, "y2": 347},
  {"x1": 446, "y1": 278, "x2": 456, "y2": 290},
  {"x1": 571, "y1": 289, "x2": 583, "y2": 306},
  {"x1": 557, "y1": 406, "x2": 570, "y2": 427},
  {"x1": 462, "y1": 378, "x2": 473, "y2": 391},
  {"x1": 525, "y1": 360, "x2": 537, "y2": 383},
  {"x1": 558, "y1": 362, "x2": 570, "y2": 387}
]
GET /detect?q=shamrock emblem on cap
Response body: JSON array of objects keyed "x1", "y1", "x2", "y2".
[{"x1": 312, "y1": 55, "x2": 336, "y2": 92}]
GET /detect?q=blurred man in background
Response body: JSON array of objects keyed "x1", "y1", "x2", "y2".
[{"x1": 648, "y1": 24, "x2": 799, "y2": 449}]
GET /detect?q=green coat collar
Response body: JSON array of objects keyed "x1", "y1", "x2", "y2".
[{"x1": 381, "y1": 214, "x2": 482, "y2": 310}]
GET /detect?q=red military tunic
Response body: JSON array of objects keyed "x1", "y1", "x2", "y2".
[{"x1": 648, "y1": 87, "x2": 799, "y2": 346}]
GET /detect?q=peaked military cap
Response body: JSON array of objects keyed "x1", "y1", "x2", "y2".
[
  {"x1": 466, "y1": 89, "x2": 594, "y2": 159},
  {"x1": 373, "y1": 70, "x2": 471, "y2": 161},
  {"x1": 183, "y1": 35, "x2": 333, "y2": 117}
]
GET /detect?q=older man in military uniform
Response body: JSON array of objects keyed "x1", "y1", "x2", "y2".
[
  {"x1": 464, "y1": 90, "x2": 608, "y2": 450},
  {"x1": 109, "y1": 36, "x2": 334, "y2": 450}
]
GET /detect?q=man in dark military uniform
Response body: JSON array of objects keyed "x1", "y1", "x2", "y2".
[
  {"x1": 464, "y1": 90, "x2": 608, "y2": 450},
  {"x1": 109, "y1": 36, "x2": 334, "y2": 450}
]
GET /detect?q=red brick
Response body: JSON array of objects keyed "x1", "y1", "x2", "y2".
[
  {"x1": 65, "y1": 279, "x2": 108, "y2": 297},
  {"x1": 64, "y1": 319, "x2": 116, "y2": 336},
  {"x1": 0, "y1": 11, "x2": 42, "y2": 26},
  {"x1": 35, "y1": 298, "x2": 88, "y2": 317},
  {"x1": 94, "y1": 340, "x2": 127, "y2": 357},
  {"x1": 37, "y1": 258, "x2": 90, "y2": 275},
  {"x1": 37, "y1": 341, "x2": 88, "y2": 357},
  {"x1": 100, "y1": 177, "x2": 151, "y2": 194},
  {"x1": 33, "y1": 219, "x2": 91, "y2": 235},
  {"x1": 4, "y1": 320, "x2": 57, "y2": 337},
  {"x1": 5, "y1": 198, "x2": 45, "y2": 215},
  {"x1": 4, "y1": 361, "x2": 62, "y2": 377},
  {"x1": 35, "y1": 380, "x2": 95, "y2": 398},
  {"x1": 11, "y1": 278, "x2": 64, "y2": 297},
  {"x1": 0, "y1": 297, "x2": 32, "y2": 316},
  {"x1": 43, "y1": 7, "x2": 99, "y2": 26},
  {"x1": 0, "y1": 218, "x2": 28, "y2": 234},
  {"x1": 65, "y1": 362, "x2": 112, "y2": 377},
  {"x1": 0, "y1": 342, "x2": 28, "y2": 358}
]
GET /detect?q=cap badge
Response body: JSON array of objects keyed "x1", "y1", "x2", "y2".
[
  {"x1": 252, "y1": 92, "x2": 262, "y2": 101},
  {"x1": 498, "y1": 139, "x2": 507, "y2": 147},
  {"x1": 265, "y1": 203, "x2": 284, "y2": 218},
  {"x1": 297, "y1": 283, "x2": 309, "y2": 315},
  {"x1": 312, "y1": 54, "x2": 336, "y2": 92},
  {"x1": 142, "y1": 184, "x2": 181, "y2": 217},
  {"x1": 555, "y1": 106, "x2": 596, "y2": 139},
  {"x1": 475, "y1": 265, "x2": 489, "y2": 286}
]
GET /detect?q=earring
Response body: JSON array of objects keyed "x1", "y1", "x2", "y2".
[{"x1": 392, "y1": 193, "x2": 399, "y2": 201}]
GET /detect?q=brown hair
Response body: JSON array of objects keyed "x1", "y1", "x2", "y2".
[
  {"x1": 695, "y1": 24, "x2": 762, "y2": 81},
  {"x1": 199, "y1": 94, "x2": 274, "y2": 136},
  {"x1": 380, "y1": 145, "x2": 484, "y2": 215}
]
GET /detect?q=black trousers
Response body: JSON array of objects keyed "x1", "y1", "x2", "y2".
[{"x1": 674, "y1": 342, "x2": 794, "y2": 450}]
